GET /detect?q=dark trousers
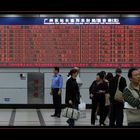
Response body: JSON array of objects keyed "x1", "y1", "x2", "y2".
[
  {"x1": 96, "y1": 105, "x2": 109, "y2": 122},
  {"x1": 128, "y1": 122, "x2": 140, "y2": 126},
  {"x1": 104, "y1": 105, "x2": 110, "y2": 120},
  {"x1": 109, "y1": 101, "x2": 124, "y2": 127},
  {"x1": 91, "y1": 94, "x2": 106, "y2": 125},
  {"x1": 52, "y1": 88, "x2": 61, "y2": 115}
]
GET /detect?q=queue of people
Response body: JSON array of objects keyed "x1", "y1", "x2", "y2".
[{"x1": 50, "y1": 67, "x2": 140, "y2": 127}]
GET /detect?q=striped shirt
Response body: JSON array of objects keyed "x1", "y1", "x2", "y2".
[
  {"x1": 123, "y1": 83, "x2": 140, "y2": 123},
  {"x1": 123, "y1": 83, "x2": 140, "y2": 108}
]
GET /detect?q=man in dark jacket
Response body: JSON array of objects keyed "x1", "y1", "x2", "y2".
[{"x1": 109, "y1": 68, "x2": 127, "y2": 127}]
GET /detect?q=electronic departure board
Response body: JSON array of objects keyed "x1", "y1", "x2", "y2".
[{"x1": 0, "y1": 17, "x2": 140, "y2": 67}]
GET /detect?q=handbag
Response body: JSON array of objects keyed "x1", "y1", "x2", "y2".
[
  {"x1": 105, "y1": 93, "x2": 110, "y2": 106},
  {"x1": 78, "y1": 98, "x2": 86, "y2": 119},
  {"x1": 62, "y1": 107, "x2": 80, "y2": 120},
  {"x1": 114, "y1": 76, "x2": 124, "y2": 102}
]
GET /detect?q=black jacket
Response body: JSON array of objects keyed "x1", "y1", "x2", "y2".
[
  {"x1": 65, "y1": 77, "x2": 80, "y2": 106},
  {"x1": 109, "y1": 74, "x2": 127, "y2": 103},
  {"x1": 89, "y1": 80, "x2": 109, "y2": 97}
]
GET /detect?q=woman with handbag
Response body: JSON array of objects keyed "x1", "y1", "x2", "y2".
[{"x1": 65, "y1": 69, "x2": 80, "y2": 126}]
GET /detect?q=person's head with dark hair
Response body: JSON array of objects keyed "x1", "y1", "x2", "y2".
[
  {"x1": 68, "y1": 69, "x2": 78, "y2": 79},
  {"x1": 73, "y1": 67, "x2": 79, "y2": 73},
  {"x1": 128, "y1": 67, "x2": 137, "y2": 79},
  {"x1": 105, "y1": 72, "x2": 113, "y2": 82},
  {"x1": 100, "y1": 71, "x2": 106, "y2": 80},
  {"x1": 128, "y1": 67, "x2": 140, "y2": 85},
  {"x1": 96, "y1": 72, "x2": 105, "y2": 81},
  {"x1": 53, "y1": 67, "x2": 59, "y2": 75},
  {"x1": 100, "y1": 71, "x2": 106, "y2": 76},
  {"x1": 116, "y1": 68, "x2": 122, "y2": 75}
]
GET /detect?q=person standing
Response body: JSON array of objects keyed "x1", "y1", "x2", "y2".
[
  {"x1": 65, "y1": 69, "x2": 80, "y2": 126},
  {"x1": 109, "y1": 68, "x2": 127, "y2": 127},
  {"x1": 89, "y1": 72, "x2": 109, "y2": 126},
  {"x1": 50, "y1": 67, "x2": 63, "y2": 118},
  {"x1": 95, "y1": 71, "x2": 106, "y2": 118},
  {"x1": 67, "y1": 67, "x2": 83, "y2": 87},
  {"x1": 104, "y1": 72, "x2": 114, "y2": 123},
  {"x1": 123, "y1": 67, "x2": 140, "y2": 126},
  {"x1": 96, "y1": 71, "x2": 106, "y2": 116}
]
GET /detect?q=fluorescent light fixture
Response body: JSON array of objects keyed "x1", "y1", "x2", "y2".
[{"x1": 122, "y1": 14, "x2": 140, "y2": 17}]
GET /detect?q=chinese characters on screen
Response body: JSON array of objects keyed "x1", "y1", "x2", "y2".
[{"x1": 0, "y1": 18, "x2": 140, "y2": 67}]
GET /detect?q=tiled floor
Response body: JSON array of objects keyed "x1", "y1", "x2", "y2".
[
  {"x1": 0, "y1": 109, "x2": 12, "y2": 126},
  {"x1": 0, "y1": 109, "x2": 128, "y2": 126},
  {"x1": 14, "y1": 109, "x2": 40, "y2": 126}
]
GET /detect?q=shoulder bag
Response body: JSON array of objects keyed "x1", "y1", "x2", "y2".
[{"x1": 114, "y1": 76, "x2": 124, "y2": 102}]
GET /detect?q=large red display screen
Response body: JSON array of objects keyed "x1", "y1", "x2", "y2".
[{"x1": 0, "y1": 17, "x2": 140, "y2": 67}]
